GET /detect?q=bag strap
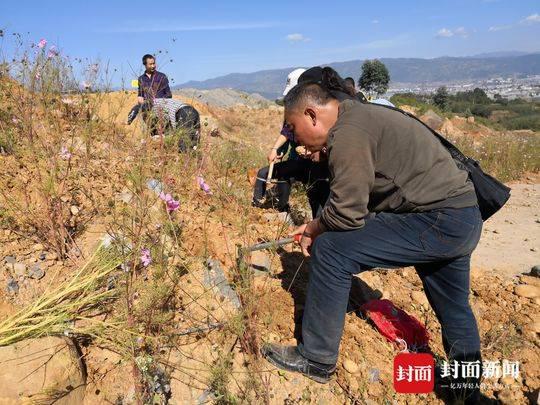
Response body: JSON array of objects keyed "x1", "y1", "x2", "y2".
[{"x1": 367, "y1": 102, "x2": 469, "y2": 165}]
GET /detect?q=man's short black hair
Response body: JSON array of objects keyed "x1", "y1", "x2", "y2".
[
  {"x1": 142, "y1": 54, "x2": 155, "y2": 65},
  {"x1": 344, "y1": 77, "x2": 355, "y2": 87},
  {"x1": 284, "y1": 82, "x2": 336, "y2": 113}
]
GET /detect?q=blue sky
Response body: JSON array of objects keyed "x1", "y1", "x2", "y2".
[{"x1": 2, "y1": 0, "x2": 539, "y2": 85}]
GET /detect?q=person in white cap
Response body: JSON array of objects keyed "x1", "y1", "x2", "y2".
[
  {"x1": 266, "y1": 68, "x2": 307, "y2": 162},
  {"x1": 282, "y1": 68, "x2": 306, "y2": 97},
  {"x1": 252, "y1": 68, "x2": 330, "y2": 216}
]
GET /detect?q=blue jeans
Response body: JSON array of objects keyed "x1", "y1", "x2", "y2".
[{"x1": 298, "y1": 206, "x2": 483, "y2": 365}]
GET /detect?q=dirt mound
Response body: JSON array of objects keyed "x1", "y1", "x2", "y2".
[{"x1": 174, "y1": 87, "x2": 275, "y2": 109}]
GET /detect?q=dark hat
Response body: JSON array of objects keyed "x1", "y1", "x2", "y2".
[
  {"x1": 298, "y1": 66, "x2": 324, "y2": 85},
  {"x1": 298, "y1": 66, "x2": 356, "y2": 102}
]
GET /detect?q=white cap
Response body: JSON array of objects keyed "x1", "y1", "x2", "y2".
[
  {"x1": 282, "y1": 68, "x2": 306, "y2": 96},
  {"x1": 371, "y1": 98, "x2": 395, "y2": 107}
]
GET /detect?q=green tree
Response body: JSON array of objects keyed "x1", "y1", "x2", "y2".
[
  {"x1": 359, "y1": 59, "x2": 390, "y2": 97},
  {"x1": 433, "y1": 86, "x2": 449, "y2": 110},
  {"x1": 472, "y1": 87, "x2": 490, "y2": 104},
  {"x1": 455, "y1": 88, "x2": 490, "y2": 104}
]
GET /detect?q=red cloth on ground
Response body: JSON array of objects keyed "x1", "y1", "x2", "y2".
[{"x1": 360, "y1": 299, "x2": 430, "y2": 351}]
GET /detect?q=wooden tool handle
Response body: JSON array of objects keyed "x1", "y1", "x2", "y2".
[{"x1": 266, "y1": 161, "x2": 275, "y2": 183}]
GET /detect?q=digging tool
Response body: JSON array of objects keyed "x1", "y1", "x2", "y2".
[
  {"x1": 252, "y1": 159, "x2": 288, "y2": 206},
  {"x1": 266, "y1": 161, "x2": 275, "y2": 187},
  {"x1": 237, "y1": 234, "x2": 302, "y2": 271},
  {"x1": 245, "y1": 234, "x2": 301, "y2": 253}
]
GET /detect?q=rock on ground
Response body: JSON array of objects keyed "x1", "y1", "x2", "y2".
[
  {"x1": 249, "y1": 250, "x2": 272, "y2": 273},
  {"x1": 420, "y1": 110, "x2": 444, "y2": 131},
  {"x1": 342, "y1": 359, "x2": 360, "y2": 374},
  {"x1": 514, "y1": 284, "x2": 540, "y2": 298},
  {"x1": 0, "y1": 336, "x2": 86, "y2": 404}
]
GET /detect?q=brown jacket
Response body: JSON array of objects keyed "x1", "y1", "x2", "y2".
[{"x1": 320, "y1": 100, "x2": 477, "y2": 231}]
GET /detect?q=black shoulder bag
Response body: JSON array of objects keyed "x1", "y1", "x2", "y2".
[{"x1": 372, "y1": 103, "x2": 511, "y2": 221}]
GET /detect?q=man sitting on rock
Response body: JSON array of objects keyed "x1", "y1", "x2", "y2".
[{"x1": 262, "y1": 82, "x2": 484, "y2": 404}]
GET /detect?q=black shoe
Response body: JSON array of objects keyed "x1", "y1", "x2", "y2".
[
  {"x1": 261, "y1": 344, "x2": 335, "y2": 384},
  {"x1": 278, "y1": 203, "x2": 291, "y2": 213},
  {"x1": 251, "y1": 199, "x2": 264, "y2": 209}
]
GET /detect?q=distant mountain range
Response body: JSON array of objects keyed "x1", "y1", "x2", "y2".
[
  {"x1": 175, "y1": 53, "x2": 540, "y2": 99},
  {"x1": 468, "y1": 51, "x2": 533, "y2": 58}
]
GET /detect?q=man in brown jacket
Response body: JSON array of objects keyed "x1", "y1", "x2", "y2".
[{"x1": 262, "y1": 83, "x2": 484, "y2": 403}]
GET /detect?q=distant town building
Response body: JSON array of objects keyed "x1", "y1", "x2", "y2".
[{"x1": 387, "y1": 75, "x2": 540, "y2": 100}]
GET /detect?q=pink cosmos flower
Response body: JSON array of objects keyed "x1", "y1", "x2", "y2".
[
  {"x1": 159, "y1": 192, "x2": 180, "y2": 212},
  {"x1": 197, "y1": 176, "x2": 212, "y2": 195},
  {"x1": 47, "y1": 46, "x2": 59, "y2": 58},
  {"x1": 59, "y1": 146, "x2": 72, "y2": 160},
  {"x1": 140, "y1": 248, "x2": 152, "y2": 267},
  {"x1": 38, "y1": 38, "x2": 47, "y2": 49}
]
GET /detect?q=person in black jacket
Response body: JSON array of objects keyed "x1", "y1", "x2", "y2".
[
  {"x1": 137, "y1": 54, "x2": 172, "y2": 105},
  {"x1": 252, "y1": 66, "x2": 357, "y2": 216}
]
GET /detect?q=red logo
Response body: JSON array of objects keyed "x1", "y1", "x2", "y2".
[{"x1": 393, "y1": 353, "x2": 435, "y2": 393}]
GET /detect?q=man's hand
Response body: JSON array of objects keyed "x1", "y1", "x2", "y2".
[
  {"x1": 309, "y1": 151, "x2": 320, "y2": 162},
  {"x1": 290, "y1": 219, "x2": 324, "y2": 257},
  {"x1": 267, "y1": 148, "x2": 283, "y2": 163},
  {"x1": 137, "y1": 96, "x2": 144, "y2": 105}
]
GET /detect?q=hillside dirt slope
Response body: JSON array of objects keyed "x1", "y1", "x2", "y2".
[{"x1": 0, "y1": 89, "x2": 538, "y2": 404}]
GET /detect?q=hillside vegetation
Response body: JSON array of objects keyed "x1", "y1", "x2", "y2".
[{"x1": 391, "y1": 88, "x2": 540, "y2": 131}]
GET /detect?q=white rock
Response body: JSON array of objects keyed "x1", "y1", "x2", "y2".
[
  {"x1": 45, "y1": 252, "x2": 58, "y2": 261},
  {"x1": 515, "y1": 285, "x2": 540, "y2": 298},
  {"x1": 343, "y1": 359, "x2": 360, "y2": 374},
  {"x1": 31, "y1": 243, "x2": 44, "y2": 251},
  {"x1": 13, "y1": 262, "x2": 27, "y2": 277}
]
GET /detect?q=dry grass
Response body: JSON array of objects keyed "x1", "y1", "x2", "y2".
[
  {"x1": 0, "y1": 245, "x2": 122, "y2": 347},
  {"x1": 451, "y1": 132, "x2": 540, "y2": 182}
]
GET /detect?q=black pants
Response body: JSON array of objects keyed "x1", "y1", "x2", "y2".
[
  {"x1": 142, "y1": 105, "x2": 200, "y2": 151},
  {"x1": 175, "y1": 106, "x2": 201, "y2": 153},
  {"x1": 253, "y1": 159, "x2": 330, "y2": 217}
]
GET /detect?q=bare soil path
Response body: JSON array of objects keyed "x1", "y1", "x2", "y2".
[{"x1": 472, "y1": 178, "x2": 539, "y2": 278}]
